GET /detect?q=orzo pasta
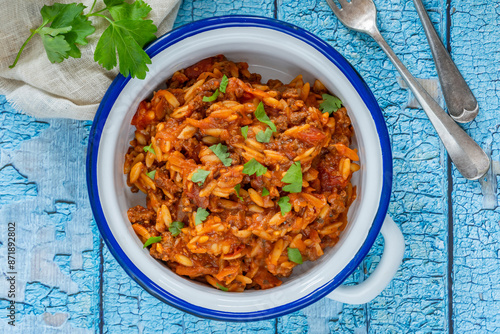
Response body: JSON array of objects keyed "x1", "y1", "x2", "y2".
[{"x1": 124, "y1": 55, "x2": 359, "y2": 291}]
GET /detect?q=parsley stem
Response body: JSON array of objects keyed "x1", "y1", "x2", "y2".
[
  {"x1": 88, "y1": 13, "x2": 113, "y2": 24},
  {"x1": 9, "y1": 27, "x2": 40, "y2": 69},
  {"x1": 86, "y1": 8, "x2": 108, "y2": 17},
  {"x1": 88, "y1": 0, "x2": 98, "y2": 13}
]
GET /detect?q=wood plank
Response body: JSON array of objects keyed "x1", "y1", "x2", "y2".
[
  {"x1": 448, "y1": 1, "x2": 500, "y2": 332},
  {"x1": 0, "y1": 94, "x2": 100, "y2": 333},
  {"x1": 277, "y1": 0, "x2": 449, "y2": 332}
]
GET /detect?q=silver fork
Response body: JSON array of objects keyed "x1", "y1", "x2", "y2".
[{"x1": 326, "y1": 0, "x2": 489, "y2": 180}]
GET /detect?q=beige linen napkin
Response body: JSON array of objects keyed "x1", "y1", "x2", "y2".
[{"x1": 0, "y1": 0, "x2": 180, "y2": 120}]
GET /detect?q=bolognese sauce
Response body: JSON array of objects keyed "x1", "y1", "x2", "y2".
[{"x1": 124, "y1": 55, "x2": 359, "y2": 291}]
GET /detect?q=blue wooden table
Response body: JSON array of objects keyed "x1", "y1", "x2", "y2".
[{"x1": 1, "y1": 0, "x2": 499, "y2": 333}]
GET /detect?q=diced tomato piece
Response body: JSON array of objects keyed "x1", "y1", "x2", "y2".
[
  {"x1": 296, "y1": 127, "x2": 326, "y2": 145},
  {"x1": 131, "y1": 101, "x2": 155, "y2": 129}
]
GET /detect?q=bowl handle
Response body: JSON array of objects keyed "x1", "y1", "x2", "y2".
[{"x1": 326, "y1": 215, "x2": 405, "y2": 304}]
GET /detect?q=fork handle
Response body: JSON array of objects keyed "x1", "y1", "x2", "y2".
[
  {"x1": 413, "y1": 0, "x2": 478, "y2": 123},
  {"x1": 369, "y1": 28, "x2": 489, "y2": 180}
]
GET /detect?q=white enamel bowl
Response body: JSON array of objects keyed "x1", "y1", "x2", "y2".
[{"x1": 87, "y1": 16, "x2": 405, "y2": 321}]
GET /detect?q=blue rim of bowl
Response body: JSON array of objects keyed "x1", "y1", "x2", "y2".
[{"x1": 87, "y1": 15, "x2": 393, "y2": 322}]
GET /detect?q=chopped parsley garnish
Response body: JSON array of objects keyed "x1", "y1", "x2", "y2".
[
  {"x1": 256, "y1": 128, "x2": 273, "y2": 143},
  {"x1": 278, "y1": 196, "x2": 291, "y2": 216},
  {"x1": 255, "y1": 102, "x2": 277, "y2": 132},
  {"x1": 169, "y1": 221, "x2": 184, "y2": 237},
  {"x1": 281, "y1": 161, "x2": 303, "y2": 193},
  {"x1": 191, "y1": 169, "x2": 210, "y2": 185},
  {"x1": 241, "y1": 126, "x2": 249, "y2": 140},
  {"x1": 195, "y1": 208, "x2": 209, "y2": 226},
  {"x1": 319, "y1": 94, "x2": 342, "y2": 115},
  {"x1": 143, "y1": 143, "x2": 155, "y2": 155},
  {"x1": 234, "y1": 184, "x2": 244, "y2": 201},
  {"x1": 262, "y1": 187, "x2": 270, "y2": 196},
  {"x1": 146, "y1": 170, "x2": 156, "y2": 179},
  {"x1": 216, "y1": 283, "x2": 229, "y2": 291},
  {"x1": 209, "y1": 143, "x2": 232, "y2": 166},
  {"x1": 242, "y1": 158, "x2": 267, "y2": 177},
  {"x1": 287, "y1": 247, "x2": 303, "y2": 264},
  {"x1": 203, "y1": 89, "x2": 220, "y2": 102},
  {"x1": 143, "y1": 236, "x2": 161, "y2": 248},
  {"x1": 219, "y1": 75, "x2": 229, "y2": 93}
]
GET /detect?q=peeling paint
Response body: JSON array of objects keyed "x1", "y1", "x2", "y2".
[
  {"x1": 0, "y1": 164, "x2": 37, "y2": 205},
  {"x1": 1, "y1": 0, "x2": 499, "y2": 332},
  {"x1": 43, "y1": 312, "x2": 69, "y2": 327},
  {"x1": 0, "y1": 95, "x2": 49, "y2": 151},
  {"x1": 450, "y1": 0, "x2": 500, "y2": 331},
  {"x1": 45, "y1": 201, "x2": 77, "y2": 241},
  {"x1": 396, "y1": 77, "x2": 443, "y2": 109}
]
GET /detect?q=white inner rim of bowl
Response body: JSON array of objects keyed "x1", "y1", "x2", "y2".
[{"x1": 96, "y1": 26, "x2": 384, "y2": 313}]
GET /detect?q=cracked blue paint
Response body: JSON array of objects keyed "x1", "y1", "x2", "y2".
[
  {"x1": 174, "y1": 0, "x2": 274, "y2": 28},
  {"x1": 0, "y1": 222, "x2": 100, "y2": 330},
  {"x1": 103, "y1": 245, "x2": 278, "y2": 334},
  {"x1": 1, "y1": 0, "x2": 500, "y2": 333},
  {"x1": 54, "y1": 254, "x2": 72, "y2": 275},
  {"x1": 0, "y1": 96, "x2": 49, "y2": 151},
  {"x1": 45, "y1": 201, "x2": 77, "y2": 240},
  {"x1": 0, "y1": 164, "x2": 37, "y2": 205},
  {"x1": 0, "y1": 94, "x2": 99, "y2": 332},
  {"x1": 80, "y1": 121, "x2": 92, "y2": 147},
  {"x1": 449, "y1": 1, "x2": 500, "y2": 333}
]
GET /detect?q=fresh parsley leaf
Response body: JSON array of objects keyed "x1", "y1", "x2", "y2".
[
  {"x1": 256, "y1": 128, "x2": 273, "y2": 143},
  {"x1": 10, "y1": 0, "x2": 158, "y2": 80},
  {"x1": 234, "y1": 184, "x2": 244, "y2": 201},
  {"x1": 59, "y1": 10, "x2": 95, "y2": 56},
  {"x1": 106, "y1": 0, "x2": 152, "y2": 22},
  {"x1": 219, "y1": 75, "x2": 229, "y2": 93},
  {"x1": 94, "y1": 17, "x2": 156, "y2": 79},
  {"x1": 216, "y1": 283, "x2": 229, "y2": 292},
  {"x1": 10, "y1": 3, "x2": 95, "y2": 68},
  {"x1": 191, "y1": 169, "x2": 210, "y2": 185},
  {"x1": 39, "y1": 34, "x2": 72, "y2": 63},
  {"x1": 169, "y1": 221, "x2": 184, "y2": 237},
  {"x1": 281, "y1": 162, "x2": 303, "y2": 193},
  {"x1": 104, "y1": 0, "x2": 125, "y2": 7},
  {"x1": 262, "y1": 187, "x2": 270, "y2": 197},
  {"x1": 241, "y1": 126, "x2": 249, "y2": 140},
  {"x1": 92, "y1": 0, "x2": 156, "y2": 78},
  {"x1": 143, "y1": 143, "x2": 155, "y2": 155},
  {"x1": 146, "y1": 170, "x2": 156, "y2": 179},
  {"x1": 319, "y1": 94, "x2": 343, "y2": 115},
  {"x1": 143, "y1": 236, "x2": 161, "y2": 248},
  {"x1": 202, "y1": 89, "x2": 219, "y2": 102},
  {"x1": 195, "y1": 208, "x2": 209, "y2": 226},
  {"x1": 39, "y1": 26, "x2": 72, "y2": 37},
  {"x1": 242, "y1": 158, "x2": 267, "y2": 177},
  {"x1": 278, "y1": 196, "x2": 291, "y2": 216},
  {"x1": 255, "y1": 102, "x2": 277, "y2": 132},
  {"x1": 40, "y1": 3, "x2": 74, "y2": 24},
  {"x1": 287, "y1": 247, "x2": 303, "y2": 264},
  {"x1": 41, "y1": 3, "x2": 92, "y2": 42},
  {"x1": 209, "y1": 143, "x2": 232, "y2": 166},
  {"x1": 41, "y1": 2, "x2": 95, "y2": 62}
]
